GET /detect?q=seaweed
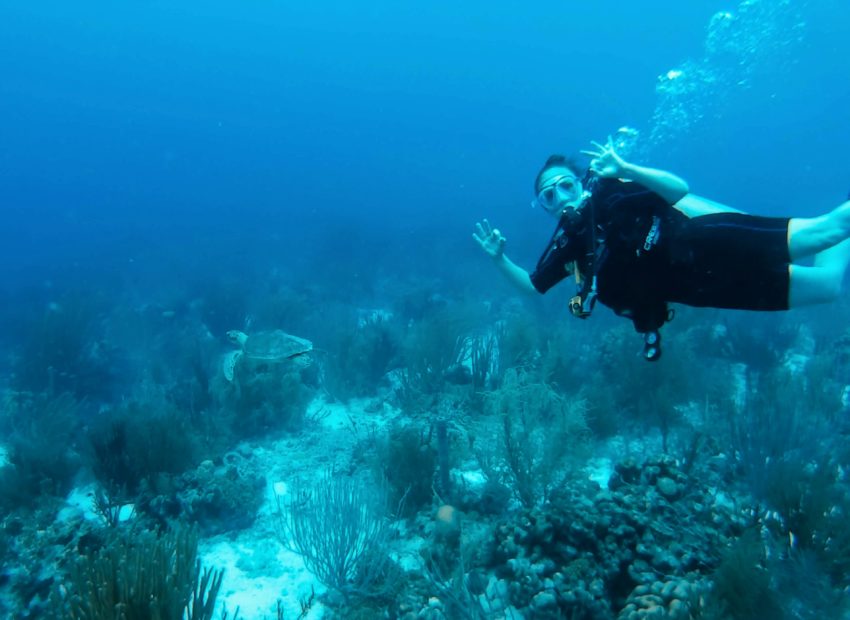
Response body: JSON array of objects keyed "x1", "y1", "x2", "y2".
[
  {"x1": 10, "y1": 294, "x2": 114, "y2": 400},
  {"x1": 703, "y1": 530, "x2": 783, "y2": 620},
  {"x1": 763, "y1": 457, "x2": 850, "y2": 587},
  {"x1": 397, "y1": 303, "x2": 484, "y2": 405},
  {"x1": 276, "y1": 471, "x2": 396, "y2": 601},
  {"x1": 374, "y1": 422, "x2": 437, "y2": 516},
  {"x1": 50, "y1": 524, "x2": 223, "y2": 620},
  {"x1": 772, "y1": 546, "x2": 850, "y2": 620},
  {"x1": 320, "y1": 308, "x2": 402, "y2": 401},
  {"x1": 213, "y1": 358, "x2": 312, "y2": 439},
  {"x1": 0, "y1": 392, "x2": 81, "y2": 512},
  {"x1": 492, "y1": 309, "x2": 541, "y2": 385},
  {"x1": 86, "y1": 385, "x2": 202, "y2": 501},
  {"x1": 479, "y1": 368, "x2": 589, "y2": 508},
  {"x1": 729, "y1": 367, "x2": 825, "y2": 504}
]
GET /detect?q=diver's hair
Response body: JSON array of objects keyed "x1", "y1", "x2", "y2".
[{"x1": 534, "y1": 155, "x2": 584, "y2": 194}]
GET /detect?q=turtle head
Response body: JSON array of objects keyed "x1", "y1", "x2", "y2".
[{"x1": 226, "y1": 330, "x2": 249, "y2": 347}]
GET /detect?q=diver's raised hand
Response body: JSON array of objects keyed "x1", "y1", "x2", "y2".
[
  {"x1": 582, "y1": 136, "x2": 629, "y2": 178},
  {"x1": 473, "y1": 219, "x2": 506, "y2": 259}
]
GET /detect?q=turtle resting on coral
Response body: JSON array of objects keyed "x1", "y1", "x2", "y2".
[{"x1": 222, "y1": 329, "x2": 313, "y2": 382}]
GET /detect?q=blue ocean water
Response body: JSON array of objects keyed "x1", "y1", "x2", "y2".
[
  {"x1": 3, "y1": 0, "x2": 846, "y2": 304},
  {"x1": 1, "y1": 1, "x2": 850, "y2": 618}
]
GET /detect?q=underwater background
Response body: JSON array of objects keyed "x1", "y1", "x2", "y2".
[{"x1": 1, "y1": 0, "x2": 849, "y2": 618}]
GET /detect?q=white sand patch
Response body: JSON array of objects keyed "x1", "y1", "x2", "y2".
[
  {"x1": 459, "y1": 468, "x2": 487, "y2": 488},
  {"x1": 392, "y1": 531, "x2": 427, "y2": 573},
  {"x1": 199, "y1": 394, "x2": 386, "y2": 618},
  {"x1": 711, "y1": 489, "x2": 735, "y2": 512},
  {"x1": 599, "y1": 435, "x2": 658, "y2": 461},
  {"x1": 59, "y1": 482, "x2": 135, "y2": 524},
  {"x1": 307, "y1": 394, "x2": 397, "y2": 432},
  {"x1": 308, "y1": 398, "x2": 357, "y2": 431},
  {"x1": 56, "y1": 394, "x2": 404, "y2": 618},
  {"x1": 200, "y1": 464, "x2": 331, "y2": 619},
  {"x1": 60, "y1": 483, "x2": 100, "y2": 523},
  {"x1": 201, "y1": 536, "x2": 325, "y2": 619},
  {"x1": 586, "y1": 457, "x2": 612, "y2": 488}
]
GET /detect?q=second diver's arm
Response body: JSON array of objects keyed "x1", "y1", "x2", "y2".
[
  {"x1": 584, "y1": 137, "x2": 746, "y2": 215},
  {"x1": 473, "y1": 219, "x2": 539, "y2": 295},
  {"x1": 618, "y1": 162, "x2": 689, "y2": 205},
  {"x1": 493, "y1": 253, "x2": 538, "y2": 295},
  {"x1": 584, "y1": 138, "x2": 688, "y2": 204}
]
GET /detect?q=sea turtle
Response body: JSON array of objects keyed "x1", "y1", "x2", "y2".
[{"x1": 222, "y1": 329, "x2": 313, "y2": 382}]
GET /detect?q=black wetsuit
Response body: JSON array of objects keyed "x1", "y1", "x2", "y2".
[{"x1": 530, "y1": 177, "x2": 791, "y2": 333}]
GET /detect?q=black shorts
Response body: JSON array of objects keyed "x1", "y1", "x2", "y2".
[{"x1": 666, "y1": 213, "x2": 791, "y2": 311}]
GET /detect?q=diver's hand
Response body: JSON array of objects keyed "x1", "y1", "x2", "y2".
[
  {"x1": 582, "y1": 136, "x2": 629, "y2": 178},
  {"x1": 473, "y1": 219, "x2": 506, "y2": 259}
]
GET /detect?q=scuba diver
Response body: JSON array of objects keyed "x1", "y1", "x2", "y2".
[{"x1": 473, "y1": 138, "x2": 850, "y2": 360}]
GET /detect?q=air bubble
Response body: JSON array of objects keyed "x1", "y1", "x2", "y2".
[{"x1": 625, "y1": 0, "x2": 811, "y2": 157}]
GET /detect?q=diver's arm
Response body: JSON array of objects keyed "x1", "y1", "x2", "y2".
[
  {"x1": 473, "y1": 219, "x2": 538, "y2": 295},
  {"x1": 618, "y1": 162, "x2": 689, "y2": 205},
  {"x1": 493, "y1": 254, "x2": 538, "y2": 295},
  {"x1": 583, "y1": 137, "x2": 688, "y2": 204},
  {"x1": 673, "y1": 194, "x2": 745, "y2": 218}
]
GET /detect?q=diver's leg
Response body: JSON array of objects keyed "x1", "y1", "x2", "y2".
[
  {"x1": 788, "y1": 201, "x2": 850, "y2": 260},
  {"x1": 674, "y1": 194, "x2": 745, "y2": 218},
  {"x1": 815, "y1": 235, "x2": 850, "y2": 273},
  {"x1": 788, "y1": 252, "x2": 849, "y2": 308}
]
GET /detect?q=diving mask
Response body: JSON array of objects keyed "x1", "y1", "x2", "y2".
[{"x1": 532, "y1": 174, "x2": 581, "y2": 214}]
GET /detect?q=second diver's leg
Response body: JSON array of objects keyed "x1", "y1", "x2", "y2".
[
  {"x1": 788, "y1": 200, "x2": 850, "y2": 260},
  {"x1": 673, "y1": 194, "x2": 745, "y2": 218},
  {"x1": 787, "y1": 239, "x2": 850, "y2": 308}
]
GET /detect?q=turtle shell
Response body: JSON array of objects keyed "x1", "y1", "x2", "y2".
[{"x1": 242, "y1": 330, "x2": 313, "y2": 362}]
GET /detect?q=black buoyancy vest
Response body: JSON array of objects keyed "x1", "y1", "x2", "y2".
[{"x1": 584, "y1": 177, "x2": 686, "y2": 334}]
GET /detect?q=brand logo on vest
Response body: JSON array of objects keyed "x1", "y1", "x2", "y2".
[{"x1": 639, "y1": 216, "x2": 661, "y2": 255}]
